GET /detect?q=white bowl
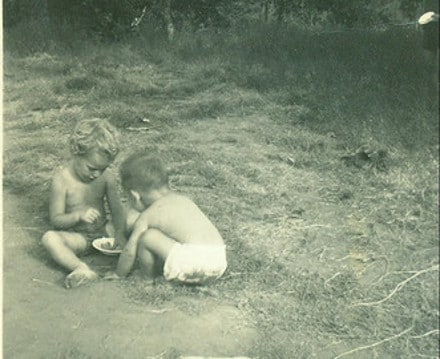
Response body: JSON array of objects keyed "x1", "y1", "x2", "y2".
[
  {"x1": 418, "y1": 12, "x2": 436, "y2": 25},
  {"x1": 92, "y1": 237, "x2": 122, "y2": 256}
]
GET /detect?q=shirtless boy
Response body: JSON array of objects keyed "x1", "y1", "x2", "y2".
[
  {"x1": 108, "y1": 154, "x2": 227, "y2": 284},
  {"x1": 41, "y1": 118, "x2": 125, "y2": 288}
]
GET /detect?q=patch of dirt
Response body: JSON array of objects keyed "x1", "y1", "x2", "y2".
[{"x1": 2, "y1": 191, "x2": 256, "y2": 358}]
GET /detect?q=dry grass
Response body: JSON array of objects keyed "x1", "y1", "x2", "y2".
[{"x1": 3, "y1": 23, "x2": 439, "y2": 358}]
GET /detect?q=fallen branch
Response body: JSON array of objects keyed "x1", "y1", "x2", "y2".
[
  {"x1": 334, "y1": 327, "x2": 413, "y2": 359},
  {"x1": 130, "y1": 6, "x2": 147, "y2": 29},
  {"x1": 370, "y1": 269, "x2": 418, "y2": 287},
  {"x1": 352, "y1": 264, "x2": 439, "y2": 307},
  {"x1": 409, "y1": 329, "x2": 439, "y2": 339}
]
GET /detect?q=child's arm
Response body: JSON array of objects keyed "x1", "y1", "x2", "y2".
[
  {"x1": 115, "y1": 214, "x2": 150, "y2": 277},
  {"x1": 105, "y1": 175, "x2": 126, "y2": 248},
  {"x1": 49, "y1": 173, "x2": 100, "y2": 229}
]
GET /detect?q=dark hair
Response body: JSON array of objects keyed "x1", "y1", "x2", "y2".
[{"x1": 120, "y1": 153, "x2": 168, "y2": 192}]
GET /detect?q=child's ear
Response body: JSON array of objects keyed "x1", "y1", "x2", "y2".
[{"x1": 130, "y1": 190, "x2": 141, "y2": 202}]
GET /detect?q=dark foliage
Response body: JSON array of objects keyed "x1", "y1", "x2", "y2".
[{"x1": 4, "y1": 0, "x2": 418, "y2": 39}]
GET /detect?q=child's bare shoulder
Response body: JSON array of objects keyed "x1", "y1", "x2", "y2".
[
  {"x1": 52, "y1": 166, "x2": 70, "y2": 184},
  {"x1": 147, "y1": 193, "x2": 190, "y2": 215},
  {"x1": 49, "y1": 167, "x2": 72, "y2": 196},
  {"x1": 162, "y1": 192, "x2": 194, "y2": 206}
]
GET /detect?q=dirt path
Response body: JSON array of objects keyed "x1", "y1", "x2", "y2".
[{"x1": 2, "y1": 191, "x2": 256, "y2": 358}]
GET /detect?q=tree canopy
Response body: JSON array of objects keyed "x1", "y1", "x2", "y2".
[{"x1": 3, "y1": 0, "x2": 427, "y2": 38}]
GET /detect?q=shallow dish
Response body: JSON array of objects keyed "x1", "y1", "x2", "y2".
[
  {"x1": 418, "y1": 11, "x2": 436, "y2": 25},
  {"x1": 92, "y1": 237, "x2": 122, "y2": 256}
]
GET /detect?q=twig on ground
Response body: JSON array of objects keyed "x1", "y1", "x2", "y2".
[
  {"x1": 409, "y1": 329, "x2": 439, "y2": 339},
  {"x1": 405, "y1": 331, "x2": 439, "y2": 356},
  {"x1": 335, "y1": 254, "x2": 352, "y2": 262},
  {"x1": 146, "y1": 308, "x2": 174, "y2": 314},
  {"x1": 32, "y1": 278, "x2": 56, "y2": 286},
  {"x1": 352, "y1": 264, "x2": 439, "y2": 307},
  {"x1": 125, "y1": 126, "x2": 150, "y2": 132},
  {"x1": 318, "y1": 248, "x2": 328, "y2": 261},
  {"x1": 72, "y1": 320, "x2": 82, "y2": 329},
  {"x1": 324, "y1": 272, "x2": 342, "y2": 286},
  {"x1": 370, "y1": 269, "x2": 419, "y2": 287},
  {"x1": 335, "y1": 253, "x2": 374, "y2": 263},
  {"x1": 333, "y1": 327, "x2": 413, "y2": 359}
]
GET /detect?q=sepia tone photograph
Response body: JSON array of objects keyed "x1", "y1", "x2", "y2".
[{"x1": 2, "y1": 1, "x2": 439, "y2": 358}]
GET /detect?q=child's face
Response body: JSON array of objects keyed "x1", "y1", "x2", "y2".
[
  {"x1": 128, "y1": 190, "x2": 146, "y2": 212},
  {"x1": 72, "y1": 150, "x2": 112, "y2": 183},
  {"x1": 128, "y1": 189, "x2": 155, "y2": 212}
]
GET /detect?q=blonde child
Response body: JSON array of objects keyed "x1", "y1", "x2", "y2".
[
  {"x1": 107, "y1": 153, "x2": 227, "y2": 284},
  {"x1": 41, "y1": 118, "x2": 126, "y2": 288}
]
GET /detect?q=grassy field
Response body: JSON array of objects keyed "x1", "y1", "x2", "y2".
[{"x1": 3, "y1": 23, "x2": 439, "y2": 358}]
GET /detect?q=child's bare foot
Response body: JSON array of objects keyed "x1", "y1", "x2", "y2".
[
  {"x1": 64, "y1": 264, "x2": 99, "y2": 289},
  {"x1": 103, "y1": 271, "x2": 120, "y2": 280}
]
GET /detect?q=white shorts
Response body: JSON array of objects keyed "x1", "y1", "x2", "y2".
[{"x1": 163, "y1": 243, "x2": 227, "y2": 284}]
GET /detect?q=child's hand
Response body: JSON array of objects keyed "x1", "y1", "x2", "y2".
[
  {"x1": 113, "y1": 236, "x2": 126, "y2": 250},
  {"x1": 78, "y1": 208, "x2": 101, "y2": 224},
  {"x1": 112, "y1": 242, "x2": 122, "y2": 250},
  {"x1": 103, "y1": 271, "x2": 120, "y2": 280}
]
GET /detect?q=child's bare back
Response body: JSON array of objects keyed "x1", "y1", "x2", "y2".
[
  {"x1": 110, "y1": 154, "x2": 227, "y2": 284},
  {"x1": 137, "y1": 192, "x2": 223, "y2": 246}
]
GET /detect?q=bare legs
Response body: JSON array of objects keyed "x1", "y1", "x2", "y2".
[
  {"x1": 42, "y1": 211, "x2": 173, "y2": 286},
  {"x1": 136, "y1": 228, "x2": 175, "y2": 280},
  {"x1": 41, "y1": 230, "x2": 98, "y2": 288},
  {"x1": 42, "y1": 207, "x2": 141, "y2": 288}
]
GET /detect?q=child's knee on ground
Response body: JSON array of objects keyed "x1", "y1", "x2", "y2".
[
  {"x1": 41, "y1": 230, "x2": 88, "y2": 255},
  {"x1": 136, "y1": 231, "x2": 168, "y2": 278},
  {"x1": 137, "y1": 244, "x2": 155, "y2": 277}
]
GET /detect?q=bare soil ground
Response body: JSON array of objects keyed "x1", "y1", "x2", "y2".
[{"x1": 2, "y1": 190, "x2": 256, "y2": 358}]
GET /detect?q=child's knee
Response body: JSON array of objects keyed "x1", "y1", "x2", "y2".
[
  {"x1": 41, "y1": 230, "x2": 60, "y2": 249},
  {"x1": 138, "y1": 228, "x2": 161, "y2": 247}
]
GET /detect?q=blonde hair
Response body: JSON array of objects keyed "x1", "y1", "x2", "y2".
[{"x1": 70, "y1": 118, "x2": 120, "y2": 160}]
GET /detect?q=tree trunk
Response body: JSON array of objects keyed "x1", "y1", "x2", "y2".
[
  {"x1": 261, "y1": 0, "x2": 270, "y2": 23},
  {"x1": 163, "y1": 0, "x2": 174, "y2": 41}
]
